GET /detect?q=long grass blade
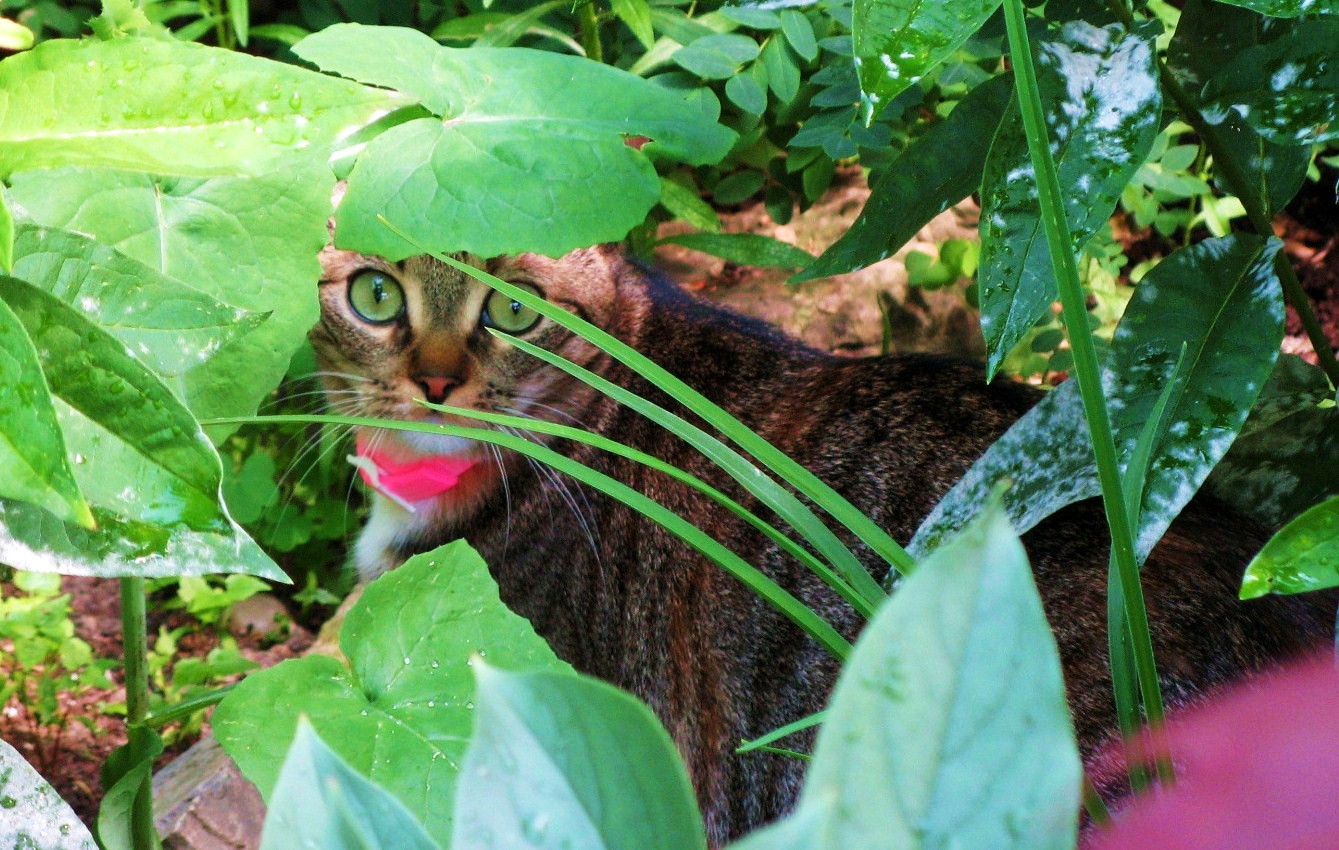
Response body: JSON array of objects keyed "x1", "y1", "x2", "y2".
[{"x1": 736, "y1": 708, "x2": 828, "y2": 754}]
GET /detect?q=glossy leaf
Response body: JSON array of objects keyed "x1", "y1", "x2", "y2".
[
  {"x1": 1240, "y1": 496, "x2": 1339, "y2": 598},
  {"x1": 1167, "y1": 0, "x2": 1309, "y2": 216},
  {"x1": 1211, "y1": 0, "x2": 1338, "y2": 14},
  {"x1": 659, "y1": 232, "x2": 814, "y2": 269},
  {"x1": 797, "y1": 74, "x2": 1012, "y2": 282},
  {"x1": 853, "y1": 0, "x2": 1002, "y2": 117},
  {"x1": 215, "y1": 541, "x2": 568, "y2": 847},
  {"x1": 0, "y1": 35, "x2": 407, "y2": 179},
  {"x1": 293, "y1": 24, "x2": 735, "y2": 259},
  {"x1": 0, "y1": 290, "x2": 90, "y2": 527},
  {"x1": 8, "y1": 161, "x2": 331, "y2": 426},
  {"x1": 978, "y1": 21, "x2": 1161, "y2": 377},
  {"x1": 776, "y1": 504, "x2": 1080, "y2": 849},
  {"x1": 96, "y1": 726, "x2": 163, "y2": 850},
  {"x1": 0, "y1": 737, "x2": 97, "y2": 849},
  {"x1": 1202, "y1": 20, "x2": 1339, "y2": 144},
  {"x1": 261, "y1": 721, "x2": 439, "y2": 850},
  {"x1": 452, "y1": 666, "x2": 706, "y2": 850}
]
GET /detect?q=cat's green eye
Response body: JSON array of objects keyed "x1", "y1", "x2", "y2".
[
  {"x1": 348, "y1": 270, "x2": 405, "y2": 324},
  {"x1": 482, "y1": 283, "x2": 543, "y2": 333}
]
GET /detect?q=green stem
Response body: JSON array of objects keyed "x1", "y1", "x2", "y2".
[
  {"x1": 119, "y1": 576, "x2": 157, "y2": 850},
  {"x1": 1001, "y1": 0, "x2": 1170, "y2": 760},
  {"x1": 577, "y1": 1, "x2": 604, "y2": 63}
]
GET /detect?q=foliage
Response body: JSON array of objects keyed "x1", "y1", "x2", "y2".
[{"x1": 0, "y1": 735, "x2": 97, "y2": 849}]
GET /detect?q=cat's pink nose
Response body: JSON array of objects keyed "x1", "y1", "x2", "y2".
[{"x1": 414, "y1": 375, "x2": 457, "y2": 405}]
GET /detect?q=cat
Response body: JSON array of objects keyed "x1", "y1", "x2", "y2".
[{"x1": 312, "y1": 241, "x2": 1333, "y2": 846}]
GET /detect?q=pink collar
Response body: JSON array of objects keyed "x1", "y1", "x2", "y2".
[{"x1": 350, "y1": 438, "x2": 478, "y2": 510}]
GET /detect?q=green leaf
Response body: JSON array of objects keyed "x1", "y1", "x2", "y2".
[
  {"x1": 7, "y1": 161, "x2": 331, "y2": 427},
  {"x1": 261, "y1": 721, "x2": 440, "y2": 850},
  {"x1": 659, "y1": 177, "x2": 722, "y2": 232},
  {"x1": 0, "y1": 188, "x2": 12, "y2": 273},
  {"x1": 779, "y1": 10, "x2": 818, "y2": 61},
  {"x1": 760, "y1": 37, "x2": 800, "y2": 104},
  {"x1": 0, "y1": 736, "x2": 97, "y2": 849},
  {"x1": 718, "y1": 7, "x2": 783, "y2": 29},
  {"x1": 1211, "y1": 0, "x2": 1339, "y2": 20},
  {"x1": 214, "y1": 541, "x2": 568, "y2": 847},
  {"x1": 853, "y1": 0, "x2": 1003, "y2": 117},
  {"x1": 452, "y1": 666, "x2": 706, "y2": 850},
  {"x1": 673, "y1": 33, "x2": 760, "y2": 79},
  {"x1": 1240, "y1": 495, "x2": 1339, "y2": 598},
  {"x1": 659, "y1": 232, "x2": 814, "y2": 268},
  {"x1": 293, "y1": 24, "x2": 735, "y2": 259},
  {"x1": 612, "y1": 0, "x2": 656, "y2": 50},
  {"x1": 97, "y1": 726, "x2": 164, "y2": 850},
  {"x1": 0, "y1": 35, "x2": 407, "y2": 179},
  {"x1": 978, "y1": 21, "x2": 1161, "y2": 377},
  {"x1": 1201, "y1": 19, "x2": 1339, "y2": 144},
  {"x1": 796, "y1": 74, "x2": 1012, "y2": 282},
  {"x1": 768, "y1": 503, "x2": 1080, "y2": 848},
  {"x1": 725, "y1": 72, "x2": 768, "y2": 116},
  {"x1": 0, "y1": 291, "x2": 90, "y2": 527},
  {"x1": 0, "y1": 17, "x2": 35, "y2": 51},
  {"x1": 474, "y1": 0, "x2": 566, "y2": 48}
]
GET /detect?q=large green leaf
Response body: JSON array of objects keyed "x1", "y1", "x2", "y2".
[
  {"x1": 1202, "y1": 19, "x2": 1339, "y2": 144},
  {"x1": 292, "y1": 24, "x2": 735, "y2": 259},
  {"x1": 852, "y1": 0, "x2": 1003, "y2": 117},
  {"x1": 757, "y1": 503, "x2": 1080, "y2": 849},
  {"x1": 214, "y1": 541, "x2": 568, "y2": 847},
  {"x1": 7, "y1": 161, "x2": 331, "y2": 426},
  {"x1": 261, "y1": 721, "x2": 440, "y2": 850},
  {"x1": 452, "y1": 666, "x2": 706, "y2": 850},
  {"x1": 797, "y1": 74, "x2": 1012, "y2": 282},
  {"x1": 0, "y1": 35, "x2": 408, "y2": 179},
  {"x1": 1166, "y1": 0, "x2": 1310, "y2": 217},
  {"x1": 0, "y1": 292, "x2": 90, "y2": 527},
  {"x1": 0, "y1": 737, "x2": 98, "y2": 850},
  {"x1": 978, "y1": 21, "x2": 1161, "y2": 377},
  {"x1": 1240, "y1": 495, "x2": 1339, "y2": 599},
  {"x1": 1211, "y1": 0, "x2": 1338, "y2": 15}
]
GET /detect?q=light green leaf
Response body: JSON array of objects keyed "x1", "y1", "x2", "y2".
[
  {"x1": 612, "y1": 0, "x2": 656, "y2": 50},
  {"x1": 673, "y1": 33, "x2": 761, "y2": 79},
  {"x1": 293, "y1": 24, "x2": 735, "y2": 259},
  {"x1": 979, "y1": 21, "x2": 1161, "y2": 377},
  {"x1": 1240, "y1": 495, "x2": 1339, "y2": 598},
  {"x1": 96, "y1": 726, "x2": 164, "y2": 850},
  {"x1": 797, "y1": 74, "x2": 1012, "y2": 282},
  {"x1": 261, "y1": 721, "x2": 440, "y2": 850},
  {"x1": 659, "y1": 232, "x2": 813, "y2": 268},
  {"x1": 452, "y1": 666, "x2": 706, "y2": 850},
  {"x1": 0, "y1": 291, "x2": 90, "y2": 527},
  {"x1": 0, "y1": 737, "x2": 97, "y2": 849},
  {"x1": 0, "y1": 17, "x2": 35, "y2": 51},
  {"x1": 783, "y1": 503, "x2": 1080, "y2": 849},
  {"x1": 779, "y1": 10, "x2": 817, "y2": 61},
  {"x1": 659, "y1": 177, "x2": 722, "y2": 232},
  {"x1": 7, "y1": 161, "x2": 331, "y2": 427},
  {"x1": 0, "y1": 35, "x2": 408, "y2": 179},
  {"x1": 853, "y1": 0, "x2": 1002, "y2": 117},
  {"x1": 760, "y1": 36, "x2": 800, "y2": 104},
  {"x1": 0, "y1": 187, "x2": 12, "y2": 273},
  {"x1": 215, "y1": 541, "x2": 568, "y2": 847},
  {"x1": 718, "y1": 7, "x2": 783, "y2": 29}
]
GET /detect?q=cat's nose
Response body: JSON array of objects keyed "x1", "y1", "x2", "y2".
[{"x1": 414, "y1": 375, "x2": 457, "y2": 405}]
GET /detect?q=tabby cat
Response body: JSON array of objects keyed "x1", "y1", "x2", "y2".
[{"x1": 313, "y1": 242, "x2": 1332, "y2": 845}]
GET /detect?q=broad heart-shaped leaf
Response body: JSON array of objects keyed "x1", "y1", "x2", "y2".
[
  {"x1": 1167, "y1": 0, "x2": 1309, "y2": 217},
  {"x1": 0, "y1": 34, "x2": 408, "y2": 179},
  {"x1": 779, "y1": 503, "x2": 1079, "y2": 850},
  {"x1": 0, "y1": 737, "x2": 97, "y2": 849},
  {"x1": 1213, "y1": 0, "x2": 1339, "y2": 14},
  {"x1": 1240, "y1": 495, "x2": 1339, "y2": 599},
  {"x1": 796, "y1": 74, "x2": 1012, "y2": 282},
  {"x1": 214, "y1": 540, "x2": 569, "y2": 847},
  {"x1": 852, "y1": 0, "x2": 1002, "y2": 118},
  {"x1": 1201, "y1": 19, "x2": 1339, "y2": 144},
  {"x1": 292, "y1": 24, "x2": 736, "y2": 259},
  {"x1": 261, "y1": 721, "x2": 439, "y2": 850},
  {"x1": 978, "y1": 20, "x2": 1161, "y2": 378},
  {"x1": 9, "y1": 224, "x2": 266, "y2": 389},
  {"x1": 7, "y1": 160, "x2": 331, "y2": 428},
  {"x1": 452, "y1": 666, "x2": 706, "y2": 850},
  {"x1": 0, "y1": 291, "x2": 90, "y2": 527},
  {"x1": 1107, "y1": 234, "x2": 1284, "y2": 557}
]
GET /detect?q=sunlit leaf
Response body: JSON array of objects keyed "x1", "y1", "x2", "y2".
[
  {"x1": 1240, "y1": 495, "x2": 1339, "y2": 598},
  {"x1": 1209, "y1": 0, "x2": 1338, "y2": 21},
  {"x1": 659, "y1": 232, "x2": 813, "y2": 268},
  {"x1": 0, "y1": 737, "x2": 97, "y2": 849}
]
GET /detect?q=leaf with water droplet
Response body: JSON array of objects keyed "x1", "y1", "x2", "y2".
[
  {"x1": 215, "y1": 541, "x2": 569, "y2": 847},
  {"x1": 0, "y1": 737, "x2": 98, "y2": 849},
  {"x1": 1241, "y1": 495, "x2": 1339, "y2": 599}
]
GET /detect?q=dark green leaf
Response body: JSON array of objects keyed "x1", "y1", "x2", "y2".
[
  {"x1": 979, "y1": 21, "x2": 1161, "y2": 377},
  {"x1": 761, "y1": 37, "x2": 800, "y2": 104},
  {"x1": 452, "y1": 667, "x2": 706, "y2": 850},
  {"x1": 659, "y1": 232, "x2": 813, "y2": 268},
  {"x1": 779, "y1": 10, "x2": 817, "y2": 61},
  {"x1": 97, "y1": 726, "x2": 164, "y2": 850},
  {"x1": 1240, "y1": 495, "x2": 1339, "y2": 598},
  {"x1": 261, "y1": 721, "x2": 440, "y2": 850},
  {"x1": 659, "y1": 177, "x2": 722, "y2": 231},
  {"x1": 1210, "y1": 0, "x2": 1339, "y2": 20},
  {"x1": 673, "y1": 33, "x2": 761, "y2": 79},
  {"x1": 713, "y1": 170, "x2": 766, "y2": 204},
  {"x1": 0, "y1": 737, "x2": 97, "y2": 849},
  {"x1": 797, "y1": 74, "x2": 1012, "y2": 281},
  {"x1": 725, "y1": 72, "x2": 768, "y2": 116}
]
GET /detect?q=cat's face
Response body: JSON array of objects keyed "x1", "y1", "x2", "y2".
[{"x1": 312, "y1": 243, "x2": 630, "y2": 519}]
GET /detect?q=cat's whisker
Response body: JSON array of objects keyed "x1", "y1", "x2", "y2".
[
  {"x1": 488, "y1": 443, "x2": 512, "y2": 559},
  {"x1": 501, "y1": 424, "x2": 600, "y2": 559},
  {"x1": 508, "y1": 397, "x2": 590, "y2": 429}
]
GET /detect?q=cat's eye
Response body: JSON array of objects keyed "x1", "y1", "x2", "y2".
[
  {"x1": 481, "y1": 284, "x2": 543, "y2": 333},
  {"x1": 347, "y1": 270, "x2": 406, "y2": 324}
]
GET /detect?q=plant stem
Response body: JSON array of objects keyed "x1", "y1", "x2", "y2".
[
  {"x1": 577, "y1": 1, "x2": 604, "y2": 63},
  {"x1": 119, "y1": 576, "x2": 157, "y2": 850},
  {"x1": 1001, "y1": 0, "x2": 1170, "y2": 769}
]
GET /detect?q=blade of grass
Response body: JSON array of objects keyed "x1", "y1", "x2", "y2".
[
  {"x1": 423, "y1": 400, "x2": 872, "y2": 617},
  {"x1": 736, "y1": 708, "x2": 828, "y2": 754},
  {"x1": 213, "y1": 412, "x2": 853, "y2": 661}
]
